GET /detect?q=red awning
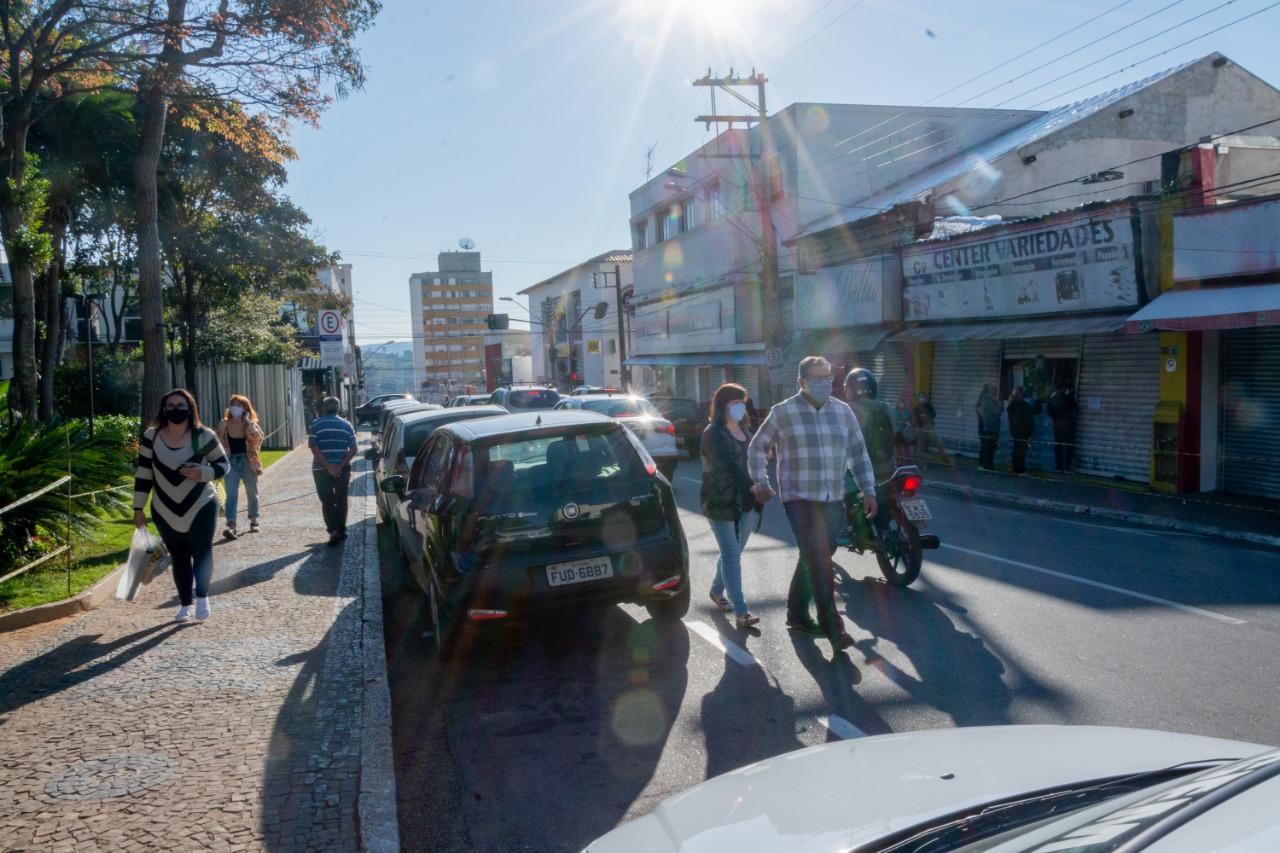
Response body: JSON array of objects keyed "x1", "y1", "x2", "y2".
[{"x1": 1125, "y1": 284, "x2": 1280, "y2": 333}]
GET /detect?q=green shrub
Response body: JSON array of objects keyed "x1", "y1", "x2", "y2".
[{"x1": 53, "y1": 351, "x2": 142, "y2": 418}]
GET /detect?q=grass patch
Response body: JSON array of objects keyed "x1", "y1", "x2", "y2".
[{"x1": 0, "y1": 447, "x2": 298, "y2": 614}]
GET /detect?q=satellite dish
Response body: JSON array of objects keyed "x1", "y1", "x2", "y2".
[{"x1": 458, "y1": 238, "x2": 476, "y2": 250}]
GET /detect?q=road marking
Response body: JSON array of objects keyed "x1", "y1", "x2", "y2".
[
  {"x1": 818, "y1": 714, "x2": 866, "y2": 740},
  {"x1": 684, "y1": 620, "x2": 761, "y2": 667},
  {"x1": 677, "y1": 476, "x2": 701, "y2": 485},
  {"x1": 941, "y1": 544, "x2": 1247, "y2": 626}
]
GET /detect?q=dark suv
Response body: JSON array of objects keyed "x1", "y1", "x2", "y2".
[
  {"x1": 381, "y1": 410, "x2": 690, "y2": 654},
  {"x1": 356, "y1": 393, "x2": 411, "y2": 425},
  {"x1": 649, "y1": 396, "x2": 702, "y2": 455}
]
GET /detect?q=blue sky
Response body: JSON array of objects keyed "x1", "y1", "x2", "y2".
[{"x1": 283, "y1": 0, "x2": 1280, "y2": 345}]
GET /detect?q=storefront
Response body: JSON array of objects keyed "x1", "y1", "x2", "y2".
[
  {"x1": 1127, "y1": 195, "x2": 1280, "y2": 496},
  {"x1": 898, "y1": 203, "x2": 1154, "y2": 479}
]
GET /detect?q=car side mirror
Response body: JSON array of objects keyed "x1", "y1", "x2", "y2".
[{"x1": 380, "y1": 475, "x2": 405, "y2": 495}]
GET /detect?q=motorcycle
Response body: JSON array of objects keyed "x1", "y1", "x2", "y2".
[{"x1": 840, "y1": 465, "x2": 940, "y2": 587}]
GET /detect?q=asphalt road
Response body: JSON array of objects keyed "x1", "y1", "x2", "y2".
[{"x1": 379, "y1": 454, "x2": 1280, "y2": 853}]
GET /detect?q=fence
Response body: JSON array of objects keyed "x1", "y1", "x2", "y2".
[{"x1": 192, "y1": 363, "x2": 305, "y2": 449}]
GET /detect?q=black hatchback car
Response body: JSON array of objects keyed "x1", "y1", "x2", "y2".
[{"x1": 381, "y1": 410, "x2": 690, "y2": 654}]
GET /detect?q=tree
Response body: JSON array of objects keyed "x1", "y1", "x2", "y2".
[
  {"x1": 0, "y1": 2, "x2": 151, "y2": 420},
  {"x1": 131, "y1": 0, "x2": 379, "y2": 420}
]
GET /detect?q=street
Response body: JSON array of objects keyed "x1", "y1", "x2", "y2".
[{"x1": 379, "y1": 458, "x2": 1280, "y2": 853}]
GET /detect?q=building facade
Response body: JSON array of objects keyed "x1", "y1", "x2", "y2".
[
  {"x1": 482, "y1": 329, "x2": 534, "y2": 390},
  {"x1": 516, "y1": 251, "x2": 632, "y2": 391},
  {"x1": 409, "y1": 251, "x2": 493, "y2": 401}
]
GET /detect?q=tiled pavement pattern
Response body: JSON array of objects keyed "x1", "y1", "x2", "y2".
[{"x1": 0, "y1": 447, "x2": 382, "y2": 852}]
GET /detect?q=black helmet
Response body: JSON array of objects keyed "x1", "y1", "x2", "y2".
[{"x1": 844, "y1": 367, "x2": 877, "y2": 400}]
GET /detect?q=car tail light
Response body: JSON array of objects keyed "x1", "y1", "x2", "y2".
[
  {"x1": 467, "y1": 609, "x2": 508, "y2": 621},
  {"x1": 900, "y1": 474, "x2": 922, "y2": 496},
  {"x1": 652, "y1": 576, "x2": 681, "y2": 591},
  {"x1": 657, "y1": 422, "x2": 676, "y2": 436}
]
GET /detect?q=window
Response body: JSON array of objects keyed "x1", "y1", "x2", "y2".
[
  {"x1": 414, "y1": 435, "x2": 452, "y2": 491},
  {"x1": 477, "y1": 427, "x2": 644, "y2": 498},
  {"x1": 632, "y1": 221, "x2": 647, "y2": 251},
  {"x1": 709, "y1": 181, "x2": 723, "y2": 219},
  {"x1": 655, "y1": 212, "x2": 667, "y2": 243},
  {"x1": 680, "y1": 199, "x2": 693, "y2": 232}
]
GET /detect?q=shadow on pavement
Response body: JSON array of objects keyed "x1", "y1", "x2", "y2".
[
  {"x1": 0, "y1": 622, "x2": 179, "y2": 720},
  {"x1": 379, "y1": 522, "x2": 690, "y2": 853}
]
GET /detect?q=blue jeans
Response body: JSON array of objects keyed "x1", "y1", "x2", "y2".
[
  {"x1": 709, "y1": 510, "x2": 758, "y2": 616},
  {"x1": 224, "y1": 454, "x2": 259, "y2": 526}
]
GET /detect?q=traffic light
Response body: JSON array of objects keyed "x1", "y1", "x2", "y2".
[{"x1": 486, "y1": 313, "x2": 509, "y2": 330}]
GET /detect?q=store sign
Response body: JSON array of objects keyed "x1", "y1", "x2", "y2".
[
  {"x1": 668, "y1": 301, "x2": 721, "y2": 335},
  {"x1": 586, "y1": 339, "x2": 601, "y2": 354},
  {"x1": 634, "y1": 312, "x2": 668, "y2": 339},
  {"x1": 1174, "y1": 196, "x2": 1280, "y2": 282},
  {"x1": 319, "y1": 338, "x2": 344, "y2": 368},
  {"x1": 901, "y1": 208, "x2": 1139, "y2": 321},
  {"x1": 796, "y1": 259, "x2": 886, "y2": 329}
]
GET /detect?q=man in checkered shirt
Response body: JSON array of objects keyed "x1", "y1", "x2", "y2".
[{"x1": 748, "y1": 356, "x2": 878, "y2": 651}]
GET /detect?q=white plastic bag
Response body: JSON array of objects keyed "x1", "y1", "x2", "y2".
[{"x1": 115, "y1": 528, "x2": 165, "y2": 601}]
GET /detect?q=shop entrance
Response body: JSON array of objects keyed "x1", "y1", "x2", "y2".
[{"x1": 1000, "y1": 356, "x2": 1077, "y2": 402}]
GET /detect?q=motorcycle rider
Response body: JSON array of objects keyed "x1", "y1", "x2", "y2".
[{"x1": 844, "y1": 368, "x2": 895, "y2": 539}]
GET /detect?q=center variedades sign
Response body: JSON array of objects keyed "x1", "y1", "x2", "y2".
[{"x1": 902, "y1": 206, "x2": 1140, "y2": 321}]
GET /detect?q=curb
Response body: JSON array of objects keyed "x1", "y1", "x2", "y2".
[
  {"x1": 0, "y1": 445, "x2": 306, "y2": 635},
  {"x1": 356, "y1": 454, "x2": 400, "y2": 852},
  {"x1": 928, "y1": 480, "x2": 1280, "y2": 550}
]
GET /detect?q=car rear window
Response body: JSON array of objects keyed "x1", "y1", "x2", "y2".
[
  {"x1": 581, "y1": 398, "x2": 660, "y2": 418},
  {"x1": 471, "y1": 428, "x2": 644, "y2": 500},
  {"x1": 507, "y1": 389, "x2": 560, "y2": 409}
]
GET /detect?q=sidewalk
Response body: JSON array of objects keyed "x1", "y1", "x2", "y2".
[
  {"x1": 0, "y1": 445, "x2": 397, "y2": 852},
  {"x1": 920, "y1": 454, "x2": 1280, "y2": 549}
]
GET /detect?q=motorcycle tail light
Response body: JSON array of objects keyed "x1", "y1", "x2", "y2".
[{"x1": 900, "y1": 474, "x2": 922, "y2": 496}]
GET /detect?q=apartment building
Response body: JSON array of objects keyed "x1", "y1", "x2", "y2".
[{"x1": 409, "y1": 251, "x2": 494, "y2": 398}]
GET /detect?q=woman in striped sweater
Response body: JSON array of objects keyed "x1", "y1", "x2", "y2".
[{"x1": 132, "y1": 389, "x2": 230, "y2": 623}]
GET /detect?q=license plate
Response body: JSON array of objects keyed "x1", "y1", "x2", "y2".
[
  {"x1": 900, "y1": 498, "x2": 932, "y2": 521},
  {"x1": 546, "y1": 557, "x2": 614, "y2": 587}
]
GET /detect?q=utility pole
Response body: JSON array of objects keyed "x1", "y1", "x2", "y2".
[
  {"x1": 592, "y1": 265, "x2": 631, "y2": 390},
  {"x1": 693, "y1": 69, "x2": 784, "y2": 405}
]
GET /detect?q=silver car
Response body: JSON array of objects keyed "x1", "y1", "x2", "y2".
[{"x1": 554, "y1": 394, "x2": 678, "y2": 481}]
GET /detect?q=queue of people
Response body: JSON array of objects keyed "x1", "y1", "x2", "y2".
[{"x1": 129, "y1": 386, "x2": 361, "y2": 623}]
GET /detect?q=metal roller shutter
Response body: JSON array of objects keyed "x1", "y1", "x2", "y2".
[
  {"x1": 1075, "y1": 333, "x2": 1160, "y2": 483},
  {"x1": 930, "y1": 341, "x2": 1002, "y2": 457},
  {"x1": 1223, "y1": 328, "x2": 1280, "y2": 498},
  {"x1": 675, "y1": 366, "x2": 696, "y2": 399},
  {"x1": 856, "y1": 343, "x2": 908, "y2": 406},
  {"x1": 1001, "y1": 336, "x2": 1080, "y2": 360},
  {"x1": 735, "y1": 366, "x2": 763, "y2": 409}
]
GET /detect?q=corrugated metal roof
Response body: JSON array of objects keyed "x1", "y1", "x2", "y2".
[
  {"x1": 517, "y1": 249, "x2": 633, "y2": 295},
  {"x1": 800, "y1": 56, "x2": 1205, "y2": 238}
]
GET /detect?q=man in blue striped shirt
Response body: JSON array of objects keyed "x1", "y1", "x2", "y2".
[{"x1": 309, "y1": 396, "x2": 358, "y2": 545}]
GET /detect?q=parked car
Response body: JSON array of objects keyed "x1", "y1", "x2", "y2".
[
  {"x1": 373, "y1": 405, "x2": 507, "y2": 526},
  {"x1": 648, "y1": 395, "x2": 702, "y2": 456},
  {"x1": 448, "y1": 393, "x2": 492, "y2": 407},
  {"x1": 489, "y1": 385, "x2": 561, "y2": 412},
  {"x1": 381, "y1": 410, "x2": 690, "y2": 655},
  {"x1": 571, "y1": 386, "x2": 618, "y2": 396},
  {"x1": 372, "y1": 401, "x2": 440, "y2": 451},
  {"x1": 585, "y1": 725, "x2": 1279, "y2": 852},
  {"x1": 554, "y1": 394, "x2": 678, "y2": 481},
  {"x1": 355, "y1": 393, "x2": 411, "y2": 426}
]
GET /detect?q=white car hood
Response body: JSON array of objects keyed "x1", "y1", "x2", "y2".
[{"x1": 586, "y1": 725, "x2": 1273, "y2": 853}]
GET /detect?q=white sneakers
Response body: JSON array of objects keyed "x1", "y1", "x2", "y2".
[{"x1": 175, "y1": 598, "x2": 211, "y2": 623}]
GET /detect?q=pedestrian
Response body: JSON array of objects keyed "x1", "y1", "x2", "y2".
[
  {"x1": 892, "y1": 397, "x2": 916, "y2": 465},
  {"x1": 701, "y1": 383, "x2": 763, "y2": 630},
  {"x1": 215, "y1": 394, "x2": 265, "y2": 539},
  {"x1": 976, "y1": 383, "x2": 1001, "y2": 470},
  {"x1": 1047, "y1": 380, "x2": 1079, "y2": 472},
  {"x1": 132, "y1": 388, "x2": 229, "y2": 623},
  {"x1": 913, "y1": 391, "x2": 952, "y2": 464},
  {"x1": 309, "y1": 396, "x2": 358, "y2": 546},
  {"x1": 1006, "y1": 386, "x2": 1040, "y2": 475},
  {"x1": 747, "y1": 356, "x2": 878, "y2": 652}
]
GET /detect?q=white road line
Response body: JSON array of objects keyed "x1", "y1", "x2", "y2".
[
  {"x1": 818, "y1": 714, "x2": 866, "y2": 740},
  {"x1": 684, "y1": 620, "x2": 761, "y2": 667},
  {"x1": 941, "y1": 544, "x2": 1247, "y2": 626},
  {"x1": 677, "y1": 476, "x2": 702, "y2": 485}
]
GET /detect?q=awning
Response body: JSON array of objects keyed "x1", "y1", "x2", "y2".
[
  {"x1": 890, "y1": 314, "x2": 1126, "y2": 342},
  {"x1": 787, "y1": 326, "x2": 893, "y2": 358},
  {"x1": 1124, "y1": 284, "x2": 1280, "y2": 333},
  {"x1": 625, "y1": 351, "x2": 765, "y2": 367}
]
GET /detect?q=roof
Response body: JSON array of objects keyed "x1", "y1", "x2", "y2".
[
  {"x1": 799, "y1": 56, "x2": 1204, "y2": 238},
  {"x1": 518, "y1": 249, "x2": 633, "y2": 295},
  {"x1": 393, "y1": 405, "x2": 505, "y2": 426},
  {"x1": 441, "y1": 410, "x2": 613, "y2": 440}
]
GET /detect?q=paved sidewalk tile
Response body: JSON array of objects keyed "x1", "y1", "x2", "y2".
[{"x1": 0, "y1": 447, "x2": 380, "y2": 852}]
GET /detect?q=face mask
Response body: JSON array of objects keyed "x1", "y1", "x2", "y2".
[
  {"x1": 229, "y1": 405, "x2": 245, "y2": 419},
  {"x1": 804, "y1": 379, "x2": 833, "y2": 404},
  {"x1": 726, "y1": 402, "x2": 747, "y2": 422},
  {"x1": 164, "y1": 408, "x2": 190, "y2": 424}
]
